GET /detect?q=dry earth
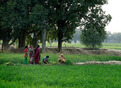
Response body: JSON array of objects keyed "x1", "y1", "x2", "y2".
[
  {"x1": 1, "y1": 46, "x2": 121, "y2": 56},
  {"x1": 74, "y1": 60, "x2": 121, "y2": 65}
]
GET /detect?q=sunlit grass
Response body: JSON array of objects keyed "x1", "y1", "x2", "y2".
[
  {"x1": 0, "y1": 65, "x2": 121, "y2": 88},
  {"x1": 1, "y1": 53, "x2": 121, "y2": 88},
  {"x1": 0, "y1": 53, "x2": 121, "y2": 65}
]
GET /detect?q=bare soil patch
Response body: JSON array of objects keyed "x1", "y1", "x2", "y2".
[
  {"x1": 74, "y1": 60, "x2": 121, "y2": 65},
  {"x1": 3, "y1": 47, "x2": 121, "y2": 56}
]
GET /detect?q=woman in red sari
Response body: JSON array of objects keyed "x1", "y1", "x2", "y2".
[
  {"x1": 34, "y1": 45, "x2": 40, "y2": 64},
  {"x1": 24, "y1": 46, "x2": 28, "y2": 64}
]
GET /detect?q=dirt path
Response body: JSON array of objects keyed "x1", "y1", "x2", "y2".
[{"x1": 74, "y1": 60, "x2": 121, "y2": 65}]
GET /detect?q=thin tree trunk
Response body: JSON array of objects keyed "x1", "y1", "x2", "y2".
[
  {"x1": 2, "y1": 39, "x2": 10, "y2": 52},
  {"x1": 18, "y1": 33, "x2": 26, "y2": 48},
  {"x1": 58, "y1": 30, "x2": 63, "y2": 52},
  {"x1": 31, "y1": 32, "x2": 38, "y2": 48},
  {"x1": 42, "y1": 28, "x2": 46, "y2": 52}
]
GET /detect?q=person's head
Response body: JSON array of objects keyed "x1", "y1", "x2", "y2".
[
  {"x1": 46, "y1": 55, "x2": 49, "y2": 58},
  {"x1": 25, "y1": 45, "x2": 28, "y2": 49},
  {"x1": 61, "y1": 54, "x2": 64, "y2": 57}
]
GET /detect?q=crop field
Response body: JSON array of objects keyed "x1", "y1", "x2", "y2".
[
  {"x1": 0, "y1": 43, "x2": 121, "y2": 50},
  {"x1": 44, "y1": 43, "x2": 121, "y2": 50},
  {"x1": 1, "y1": 65, "x2": 121, "y2": 88},
  {"x1": 0, "y1": 53, "x2": 121, "y2": 65},
  {"x1": 0, "y1": 53, "x2": 121, "y2": 88}
]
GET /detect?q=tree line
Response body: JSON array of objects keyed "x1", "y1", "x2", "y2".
[
  {"x1": 0, "y1": 0, "x2": 111, "y2": 52},
  {"x1": 104, "y1": 32, "x2": 121, "y2": 43}
]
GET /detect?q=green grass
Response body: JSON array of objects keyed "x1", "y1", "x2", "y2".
[
  {"x1": 0, "y1": 65, "x2": 121, "y2": 88},
  {"x1": 0, "y1": 53, "x2": 121, "y2": 65},
  {"x1": 102, "y1": 43, "x2": 121, "y2": 49},
  {"x1": 1, "y1": 53, "x2": 121, "y2": 88},
  {"x1": 41, "y1": 42, "x2": 121, "y2": 50}
]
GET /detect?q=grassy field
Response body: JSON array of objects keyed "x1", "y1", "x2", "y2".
[
  {"x1": 0, "y1": 53, "x2": 121, "y2": 65},
  {"x1": 0, "y1": 43, "x2": 121, "y2": 50},
  {"x1": 0, "y1": 65, "x2": 121, "y2": 88},
  {"x1": 42, "y1": 43, "x2": 121, "y2": 50},
  {"x1": 0, "y1": 53, "x2": 121, "y2": 88}
]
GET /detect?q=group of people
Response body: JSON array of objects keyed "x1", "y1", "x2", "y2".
[
  {"x1": 24, "y1": 45, "x2": 66, "y2": 64},
  {"x1": 24, "y1": 45, "x2": 41, "y2": 64}
]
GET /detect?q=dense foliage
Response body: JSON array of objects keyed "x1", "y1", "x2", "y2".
[
  {"x1": 0, "y1": 0, "x2": 111, "y2": 51},
  {"x1": 80, "y1": 6, "x2": 111, "y2": 49}
]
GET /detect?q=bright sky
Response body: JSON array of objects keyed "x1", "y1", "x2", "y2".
[{"x1": 102, "y1": 0, "x2": 121, "y2": 33}]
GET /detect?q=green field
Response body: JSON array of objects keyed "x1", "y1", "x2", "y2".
[
  {"x1": 0, "y1": 53, "x2": 121, "y2": 88},
  {"x1": 0, "y1": 65, "x2": 121, "y2": 88},
  {"x1": 0, "y1": 53, "x2": 121, "y2": 65},
  {"x1": 42, "y1": 43, "x2": 121, "y2": 50},
  {"x1": 1, "y1": 43, "x2": 121, "y2": 50}
]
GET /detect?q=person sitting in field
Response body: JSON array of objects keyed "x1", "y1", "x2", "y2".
[
  {"x1": 42, "y1": 56, "x2": 49, "y2": 64},
  {"x1": 28, "y1": 46, "x2": 34, "y2": 64},
  {"x1": 24, "y1": 45, "x2": 28, "y2": 64},
  {"x1": 58, "y1": 54, "x2": 65, "y2": 63}
]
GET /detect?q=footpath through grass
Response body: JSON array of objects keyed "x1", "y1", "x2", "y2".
[
  {"x1": 0, "y1": 53, "x2": 121, "y2": 65},
  {"x1": 0, "y1": 65, "x2": 121, "y2": 88}
]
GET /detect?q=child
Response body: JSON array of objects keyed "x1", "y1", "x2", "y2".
[
  {"x1": 24, "y1": 45, "x2": 28, "y2": 64},
  {"x1": 29, "y1": 46, "x2": 33, "y2": 64},
  {"x1": 58, "y1": 54, "x2": 65, "y2": 63},
  {"x1": 42, "y1": 56, "x2": 49, "y2": 64}
]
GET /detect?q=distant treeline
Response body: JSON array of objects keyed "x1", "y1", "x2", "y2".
[{"x1": 104, "y1": 32, "x2": 121, "y2": 43}]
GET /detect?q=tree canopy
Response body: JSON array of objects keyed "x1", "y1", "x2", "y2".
[{"x1": 0, "y1": 0, "x2": 111, "y2": 51}]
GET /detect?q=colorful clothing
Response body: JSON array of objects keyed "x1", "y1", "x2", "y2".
[
  {"x1": 24, "y1": 57, "x2": 28, "y2": 64},
  {"x1": 34, "y1": 47, "x2": 40, "y2": 64},
  {"x1": 58, "y1": 54, "x2": 65, "y2": 63},
  {"x1": 29, "y1": 46, "x2": 33, "y2": 64},
  {"x1": 24, "y1": 48, "x2": 28, "y2": 64},
  {"x1": 42, "y1": 56, "x2": 49, "y2": 64}
]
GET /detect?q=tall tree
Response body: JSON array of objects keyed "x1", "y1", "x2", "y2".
[
  {"x1": 46, "y1": 0, "x2": 109, "y2": 52},
  {"x1": 0, "y1": 0, "x2": 16, "y2": 51},
  {"x1": 80, "y1": 5, "x2": 111, "y2": 49},
  {"x1": 29, "y1": 3, "x2": 48, "y2": 51}
]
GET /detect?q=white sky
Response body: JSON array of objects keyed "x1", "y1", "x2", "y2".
[{"x1": 102, "y1": 0, "x2": 121, "y2": 33}]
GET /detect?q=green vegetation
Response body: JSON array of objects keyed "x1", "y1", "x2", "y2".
[
  {"x1": 0, "y1": 0, "x2": 111, "y2": 52},
  {"x1": 102, "y1": 43, "x2": 121, "y2": 49},
  {"x1": 43, "y1": 42, "x2": 121, "y2": 50},
  {"x1": 0, "y1": 65, "x2": 121, "y2": 88},
  {"x1": 0, "y1": 53, "x2": 121, "y2": 65},
  {"x1": 0, "y1": 53, "x2": 121, "y2": 88}
]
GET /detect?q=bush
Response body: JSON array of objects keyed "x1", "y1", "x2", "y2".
[{"x1": 65, "y1": 60, "x2": 73, "y2": 65}]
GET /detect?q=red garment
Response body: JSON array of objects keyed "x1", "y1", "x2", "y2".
[
  {"x1": 29, "y1": 46, "x2": 32, "y2": 48},
  {"x1": 34, "y1": 47, "x2": 40, "y2": 64},
  {"x1": 24, "y1": 48, "x2": 28, "y2": 57}
]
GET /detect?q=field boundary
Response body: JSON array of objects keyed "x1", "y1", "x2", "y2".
[
  {"x1": 74, "y1": 60, "x2": 121, "y2": 65},
  {"x1": 7, "y1": 47, "x2": 121, "y2": 56}
]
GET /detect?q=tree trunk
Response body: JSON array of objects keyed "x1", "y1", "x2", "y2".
[
  {"x1": 18, "y1": 33, "x2": 26, "y2": 48},
  {"x1": 42, "y1": 28, "x2": 46, "y2": 52},
  {"x1": 2, "y1": 39, "x2": 10, "y2": 52},
  {"x1": 58, "y1": 30, "x2": 63, "y2": 52},
  {"x1": 32, "y1": 32, "x2": 38, "y2": 48}
]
